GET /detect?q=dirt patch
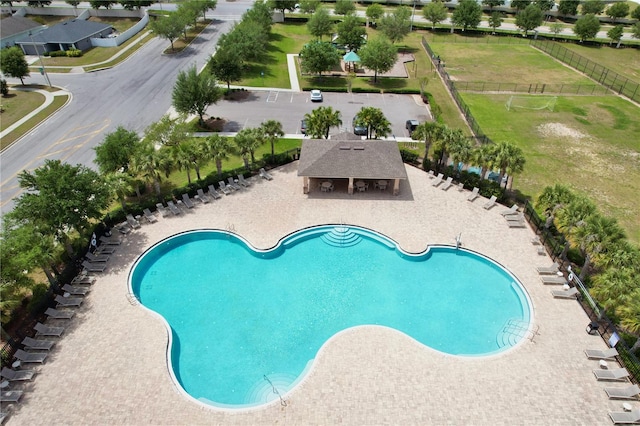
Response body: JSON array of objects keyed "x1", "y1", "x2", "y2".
[
  {"x1": 201, "y1": 117, "x2": 225, "y2": 132},
  {"x1": 223, "y1": 90, "x2": 250, "y2": 101},
  {"x1": 537, "y1": 122, "x2": 588, "y2": 139}
]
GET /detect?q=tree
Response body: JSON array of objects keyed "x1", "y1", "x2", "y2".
[
  {"x1": 581, "y1": 0, "x2": 605, "y2": 15},
  {"x1": 379, "y1": 6, "x2": 412, "y2": 44},
  {"x1": 209, "y1": 46, "x2": 243, "y2": 90},
  {"x1": 632, "y1": 6, "x2": 640, "y2": 20},
  {"x1": 150, "y1": 14, "x2": 185, "y2": 51},
  {"x1": 515, "y1": 4, "x2": 543, "y2": 36},
  {"x1": 172, "y1": 66, "x2": 222, "y2": 125},
  {"x1": 104, "y1": 171, "x2": 135, "y2": 210},
  {"x1": 243, "y1": 0, "x2": 273, "y2": 33},
  {"x1": 412, "y1": 121, "x2": 444, "y2": 160},
  {"x1": 569, "y1": 214, "x2": 626, "y2": 280},
  {"x1": 482, "y1": 0, "x2": 505, "y2": 11},
  {"x1": 607, "y1": 2, "x2": 629, "y2": 23},
  {"x1": 534, "y1": 0, "x2": 555, "y2": 12},
  {"x1": 549, "y1": 22, "x2": 564, "y2": 38},
  {"x1": 10, "y1": 160, "x2": 110, "y2": 255},
  {"x1": 1, "y1": 78, "x2": 8, "y2": 97},
  {"x1": 219, "y1": 21, "x2": 269, "y2": 62},
  {"x1": 299, "y1": 41, "x2": 341, "y2": 75},
  {"x1": 355, "y1": 107, "x2": 391, "y2": 139},
  {"x1": 94, "y1": 126, "x2": 140, "y2": 174},
  {"x1": 28, "y1": 0, "x2": 51, "y2": 5},
  {"x1": 510, "y1": 0, "x2": 531, "y2": 11},
  {"x1": 423, "y1": 1, "x2": 448, "y2": 30},
  {"x1": 0, "y1": 47, "x2": 29, "y2": 85},
  {"x1": 119, "y1": 0, "x2": 153, "y2": 10},
  {"x1": 89, "y1": 0, "x2": 116, "y2": 9},
  {"x1": 633, "y1": 22, "x2": 640, "y2": 40},
  {"x1": 234, "y1": 128, "x2": 263, "y2": 169},
  {"x1": 334, "y1": 0, "x2": 355, "y2": 16},
  {"x1": 144, "y1": 115, "x2": 189, "y2": 147},
  {"x1": 488, "y1": 141, "x2": 525, "y2": 190},
  {"x1": 304, "y1": 106, "x2": 342, "y2": 139},
  {"x1": 607, "y1": 25, "x2": 624, "y2": 47},
  {"x1": 358, "y1": 36, "x2": 397, "y2": 83},
  {"x1": 447, "y1": 134, "x2": 474, "y2": 175},
  {"x1": 260, "y1": 120, "x2": 284, "y2": 159},
  {"x1": 268, "y1": 0, "x2": 297, "y2": 17},
  {"x1": 366, "y1": 3, "x2": 384, "y2": 26},
  {"x1": 336, "y1": 14, "x2": 367, "y2": 52},
  {"x1": 558, "y1": 0, "x2": 579, "y2": 16},
  {"x1": 204, "y1": 134, "x2": 234, "y2": 177},
  {"x1": 451, "y1": 0, "x2": 483, "y2": 31},
  {"x1": 130, "y1": 141, "x2": 169, "y2": 196},
  {"x1": 591, "y1": 268, "x2": 637, "y2": 313},
  {"x1": 177, "y1": 0, "x2": 201, "y2": 29},
  {"x1": 535, "y1": 184, "x2": 576, "y2": 217},
  {"x1": 170, "y1": 141, "x2": 197, "y2": 184},
  {"x1": 299, "y1": 0, "x2": 320, "y2": 14},
  {"x1": 488, "y1": 11, "x2": 504, "y2": 34},
  {"x1": 307, "y1": 7, "x2": 333, "y2": 40},
  {"x1": 574, "y1": 14, "x2": 601, "y2": 42},
  {"x1": 554, "y1": 194, "x2": 596, "y2": 259}
]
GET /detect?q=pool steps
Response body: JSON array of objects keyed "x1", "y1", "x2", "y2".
[
  {"x1": 321, "y1": 226, "x2": 362, "y2": 247},
  {"x1": 243, "y1": 372, "x2": 297, "y2": 406}
]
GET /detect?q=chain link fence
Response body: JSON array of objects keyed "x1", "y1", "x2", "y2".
[{"x1": 454, "y1": 81, "x2": 611, "y2": 95}]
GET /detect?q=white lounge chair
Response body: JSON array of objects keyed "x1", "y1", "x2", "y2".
[
  {"x1": 500, "y1": 204, "x2": 520, "y2": 216},
  {"x1": 156, "y1": 203, "x2": 171, "y2": 218},
  {"x1": 536, "y1": 262, "x2": 559, "y2": 274},
  {"x1": 431, "y1": 173, "x2": 444, "y2": 187},
  {"x1": 207, "y1": 184, "x2": 223, "y2": 199},
  {"x1": 441, "y1": 177, "x2": 454, "y2": 191},
  {"x1": 457, "y1": 182, "x2": 465, "y2": 191},
  {"x1": 0, "y1": 391, "x2": 22, "y2": 403},
  {"x1": 62, "y1": 284, "x2": 90, "y2": 295},
  {"x1": 551, "y1": 287, "x2": 579, "y2": 299},
  {"x1": 22, "y1": 336, "x2": 54, "y2": 351},
  {"x1": 609, "y1": 409, "x2": 640, "y2": 424},
  {"x1": 55, "y1": 295, "x2": 83, "y2": 307},
  {"x1": 594, "y1": 367, "x2": 630, "y2": 381},
  {"x1": 508, "y1": 219, "x2": 526, "y2": 228},
  {"x1": 85, "y1": 252, "x2": 109, "y2": 263},
  {"x1": 227, "y1": 177, "x2": 242, "y2": 191},
  {"x1": 467, "y1": 187, "x2": 479, "y2": 202},
  {"x1": 540, "y1": 275, "x2": 567, "y2": 285},
  {"x1": 218, "y1": 181, "x2": 232, "y2": 195},
  {"x1": 259, "y1": 168, "x2": 273, "y2": 180},
  {"x1": 126, "y1": 214, "x2": 141, "y2": 229},
  {"x1": 483, "y1": 195, "x2": 497, "y2": 209},
  {"x1": 143, "y1": 208, "x2": 158, "y2": 223},
  {"x1": 14, "y1": 349, "x2": 47, "y2": 364},
  {"x1": 99, "y1": 236, "x2": 120, "y2": 245},
  {"x1": 196, "y1": 188, "x2": 210, "y2": 203},
  {"x1": 585, "y1": 348, "x2": 619, "y2": 360},
  {"x1": 82, "y1": 260, "x2": 106, "y2": 273},
  {"x1": 427, "y1": 170, "x2": 435, "y2": 178},
  {"x1": 1, "y1": 367, "x2": 35, "y2": 382},
  {"x1": 237, "y1": 174, "x2": 251, "y2": 187},
  {"x1": 45, "y1": 308, "x2": 75, "y2": 319},
  {"x1": 34, "y1": 322, "x2": 64, "y2": 337},
  {"x1": 181, "y1": 193, "x2": 195, "y2": 209},
  {"x1": 605, "y1": 384, "x2": 640, "y2": 400},
  {"x1": 167, "y1": 200, "x2": 182, "y2": 215}
]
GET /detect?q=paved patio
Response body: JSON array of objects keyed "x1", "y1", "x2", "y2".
[{"x1": 4, "y1": 162, "x2": 630, "y2": 425}]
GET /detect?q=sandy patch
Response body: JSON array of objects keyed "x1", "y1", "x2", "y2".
[{"x1": 537, "y1": 122, "x2": 588, "y2": 139}]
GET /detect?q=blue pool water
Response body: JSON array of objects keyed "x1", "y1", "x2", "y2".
[{"x1": 130, "y1": 226, "x2": 531, "y2": 409}]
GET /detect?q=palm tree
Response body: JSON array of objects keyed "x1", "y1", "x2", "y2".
[
  {"x1": 489, "y1": 141, "x2": 526, "y2": 190},
  {"x1": 469, "y1": 144, "x2": 493, "y2": 180},
  {"x1": 234, "y1": 128, "x2": 263, "y2": 170},
  {"x1": 204, "y1": 134, "x2": 234, "y2": 177},
  {"x1": 447, "y1": 133, "x2": 474, "y2": 176},
  {"x1": 190, "y1": 138, "x2": 208, "y2": 181},
  {"x1": 171, "y1": 143, "x2": 195, "y2": 184},
  {"x1": 412, "y1": 121, "x2": 443, "y2": 161},
  {"x1": 130, "y1": 142, "x2": 168, "y2": 196},
  {"x1": 535, "y1": 184, "x2": 576, "y2": 216},
  {"x1": 104, "y1": 171, "x2": 135, "y2": 210},
  {"x1": 305, "y1": 106, "x2": 342, "y2": 139},
  {"x1": 618, "y1": 291, "x2": 640, "y2": 339},
  {"x1": 432, "y1": 125, "x2": 459, "y2": 171},
  {"x1": 356, "y1": 107, "x2": 391, "y2": 139},
  {"x1": 554, "y1": 195, "x2": 596, "y2": 259},
  {"x1": 569, "y1": 214, "x2": 626, "y2": 280},
  {"x1": 260, "y1": 120, "x2": 284, "y2": 159},
  {"x1": 590, "y1": 267, "x2": 636, "y2": 313},
  {"x1": 594, "y1": 239, "x2": 640, "y2": 270}
]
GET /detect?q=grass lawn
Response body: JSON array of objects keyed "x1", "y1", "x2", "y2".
[
  {"x1": 552, "y1": 42, "x2": 640, "y2": 83},
  {"x1": 0, "y1": 90, "x2": 45, "y2": 135},
  {"x1": 462, "y1": 92, "x2": 640, "y2": 243}
]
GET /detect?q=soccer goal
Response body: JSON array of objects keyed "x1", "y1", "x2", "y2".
[{"x1": 505, "y1": 96, "x2": 557, "y2": 112}]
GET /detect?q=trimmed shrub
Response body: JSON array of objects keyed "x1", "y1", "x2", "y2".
[
  {"x1": 66, "y1": 49, "x2": 82, "y2": 57},
  {"x1": 27, "y1": 284, "x2": 49, "y2": 315}
]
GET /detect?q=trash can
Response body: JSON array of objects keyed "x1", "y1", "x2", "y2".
[{"x1": 586, "y1": 321, "x2": 599, "y2": 335}]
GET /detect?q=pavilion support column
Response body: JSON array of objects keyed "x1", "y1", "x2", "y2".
[
  {"x1": 348, "y1": 177, "x2": 354, "y2": 195},
  {"x1": 393, "y1": 179, "x2": 400, "y2": 196},
  {"x1": 303, "y1": 176, "x2": 309, "y2": 194}
]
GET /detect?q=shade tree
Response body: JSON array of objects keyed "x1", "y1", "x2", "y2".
[
  {"x1": 451, "y1": 0, "x2": 483, "y2": 31},
  {"x1": 378, "y1": 6, "x2": 412, "y2": 44},
  {"x1": 299, "y1": 0, "x2": 320, "y2": 14},
  {"x1": 515, "y1": 4, "x2": 543, "y2": 36},
  {"x1": 172, "y1": 66, "x2": 222, "y2": 125},
  {"x1": 488, "y1": 11, "x2": 504, "y2": 34},
  {"x1": 336, "y1": 14, "x2": 367, "y2": 52},
  {"x1": 422, "y1": 1, "x2": 448, "y2": 30},
  {"x1": 334, "y1": 0, "x2": 355, "y2": 16},
  {"x1": 299, "y1": 41, "x2": 341, "y2": 75},
  {"x1": 581, "y1": 0, "x2": 605, "y2": 15},
  {"x1": 0, "y1": 47, "x2": 29, "y2": 85},
  {"x1": 482, "y1": 0, "x2": 505, "y2": 11},
  {"x1": 558, "y1": 0, "x2": 579, "y2": 15},
  {"x1": 209, "y1": 45, "x2": 244, "y2": 90},
  {"x1": 606, "y1": 2, "x2": 629, "y2": 23},
  {"x1": 307, "y1": 7, "x2": 333, "y2": 40},
  {"x1": 94, "y1": 126, "x2": 140, "y2": 174},
  {"x1": 574, "y1": 14, "x2": 601, "y2": 42},
  {"x1": 365, "y1": 3, "x2": 384, "y2": 26},
  {"x1": 354, "y1": 107, "x2": 391, "y2": 139},
  {"x1": 358, "y1": 36, "x2": 397, "y2": 83}
]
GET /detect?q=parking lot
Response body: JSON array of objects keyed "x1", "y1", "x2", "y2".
[{"x1": 209, "y1": 90, "x2": 432, "y2": 138}]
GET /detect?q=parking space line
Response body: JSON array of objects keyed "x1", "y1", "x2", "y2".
[{"x1": 266, "y1": 91, "x2": 279, "y2": 103}]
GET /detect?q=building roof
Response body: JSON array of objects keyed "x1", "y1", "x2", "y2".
[
  {"x1": 16, "y1": 19, "x2": 112, "y2": 44},
  {"x1": 297, "y1": 136, "x2": 408, "y2": 180},
  {"x1": 0, "y1": 16, "x2": 42, "y2": 39}
]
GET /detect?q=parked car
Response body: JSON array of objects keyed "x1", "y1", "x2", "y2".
[
  {"x1": 300, "y1": 119, "x2": 307, "y2": 135},
  {"x1": 310, "y1": 89, "x2": 323, "y2": 102},
  {"x1": 406, "y1": 119, "x2": 419, "y2": 136},
  {"x1": 353, "y1": 117, "x2": 367, "y2": 136}
]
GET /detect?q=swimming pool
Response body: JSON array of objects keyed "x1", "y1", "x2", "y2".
[{"x1": 130, "y1": 225, "x2": 532, "y2": 409}]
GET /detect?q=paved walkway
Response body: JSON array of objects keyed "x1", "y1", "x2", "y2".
[
  {"x1": 0, "y1": 88, "x2": 70, "y2": 141},
  {"x1": 3, "y1": 163, "x2": 631, "y2": 425}
]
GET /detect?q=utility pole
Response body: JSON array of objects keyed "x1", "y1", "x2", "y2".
[{"x1": 28, "y1": 31, "x2": 52, "y2": 88}]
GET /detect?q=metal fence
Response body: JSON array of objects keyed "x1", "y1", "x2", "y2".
[
  {"x1": 454, "y1": 81, "x2": 611, "y2": 95},
  {"x1": 531, "y1": 40, "x2": 640, "y2": 103},
  {"x1": 424, "y1": 34, "x2": 531, "y2": 45}
]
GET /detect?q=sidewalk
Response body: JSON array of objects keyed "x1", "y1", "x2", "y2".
[{"x1": 0, "y1": 87, "x2": 71, "y2": 140}]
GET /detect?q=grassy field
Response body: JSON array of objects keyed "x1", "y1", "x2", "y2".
[
  {"x1": 0, "y1": 90, "x2": 44, "y2": 135},
  {"x1": 554, "y1": 42, "x2": 640, "y2": 83},
  {"x1": 462, "y1": 93, "x2": 640, "y2": 242},
  {"x1": 0, "y1": 95, "x2": 68, "y2": 150}
]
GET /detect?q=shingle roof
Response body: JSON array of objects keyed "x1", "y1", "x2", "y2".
[
  {"x1": 16, "y1": 19, "x2": 112, "y2": 44},
  {"x1": 297, "y1": 136, "x2": 408, "y2": 180},
  {"x1": 0, "y1": 16, "x2": 42, "y2": 38}
]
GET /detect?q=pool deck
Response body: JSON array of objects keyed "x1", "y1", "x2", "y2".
[{"x1": 5, "y1": 162, "x2": 630, "y2": 425}]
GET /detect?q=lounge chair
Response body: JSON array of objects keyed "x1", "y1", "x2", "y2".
[
  {"x1": 585, "y1": 348, "x2": 619, "y2": 360},
  {"x1": 94, "y1": 245, "x2": 116, "y2": 255},
  {"x1": 71, "y1": 274, "x2": 96, "y2": 285},
  {"x1": 227, "y1": 177, "x2": 242, "y2": 191},
  {"x1": 99, "y1": 236, "x2": 121, "y2": 245},
  {"x1": 604, "y1": 384, "x2": 640, "y2": 400},
  {"x1": 501, "y1": 204, "x2": 520, "y2": 216},
  {"x1": 238, "y1": 174, "x2": 251, "y2": 187},
  {"x1": 45, "y1": 307, "x2": 75, "y2": 320},
  {"x1": 22, "y1": 336, "x2": 54, "y2": 351},
  {"x1": 483, "y1": 195, "x2": 497, "y2": 210},
  {"x1": 34, "y1": 322, "x2": 64, "y2": 337},
  {"x1": 594, "y1": 367, "x2": 630, "y2": 381},
  {"x1": 86, "y1": 252, "x2": 109, "y2": 263},
  {"x1": 540, "y1": 275, "x2": 567, "y2": 285},
  {"x1": 62, "y1": 284, "x2": 90, "y2": 296},
  {"x1": 467, "y1": 187, "x2": 479, "y2": 202},
  {"x1": 551, "y1": 287, "x2": 579, "y2": 299},
  {"x1": 427, "y1": 170, "x2": 435, "y2": 178},
  {"x1": 441, "y1": 177, "x2": 454, "y2": 191},
  {"x1": 14, "y1": 349, "x2": 47, "y2": 364},
  {"x1": 196, "y1": 188, "x2": 210, "y2": 204},
  {"x1": 536, "y1": 262, "x2": 559, "y2": 274},
  {"x1": 115, "y1": 223, "x2": 132, "y2": 234},
  {"x1": 126, "y1": 214, "x2": 141, "y2": 229},
  {"x1": 181, "y1": 193, "x2": 195, "y2": 209},
  {"x1": 508, "y1": 220, "x2": 526, "y2": 228},
  {"x1": 0, "y1": 391, "x2": 22, "y2": 403},
  {"x1": 207, "y1": 184, "x2": 223, "y2": 199},
  {"x1": 1, "y1": 367, "x2": 35, "y2": 382},
  {"x1": 55, "y1": 295, "x2": 83, "y2": 307},
  {"x1": 82, "y1": 261, "x2": 106, "y2": 273},
  {"x1": 218, "y1": 181, "x2": 232, "y2": 195},
  {"x1": 143, "y1": 208, "x2": 158, "y2": 223},
  {"x1": 457, "y1": 182, "x2": 465, "y2": 191},
  {"x1": 156, "y1": 203, "x2": 171, "y2": 218},
  {"x1": 431, "y1": 173, "x2": 444, "y2": 187},
  {"x1": 259, "y1": 168, "x2": 273, "y2": 180},
  {"x1": 167, "y1": 201, "x2": 182, "y2": 215},
  {"x1": 609, "y1": 409, "x2": 640, "y2": 424}
]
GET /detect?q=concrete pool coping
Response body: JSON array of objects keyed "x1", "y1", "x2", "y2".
[{"x1": 5, "y1": 162, "x2": 628, "y2": 425}]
